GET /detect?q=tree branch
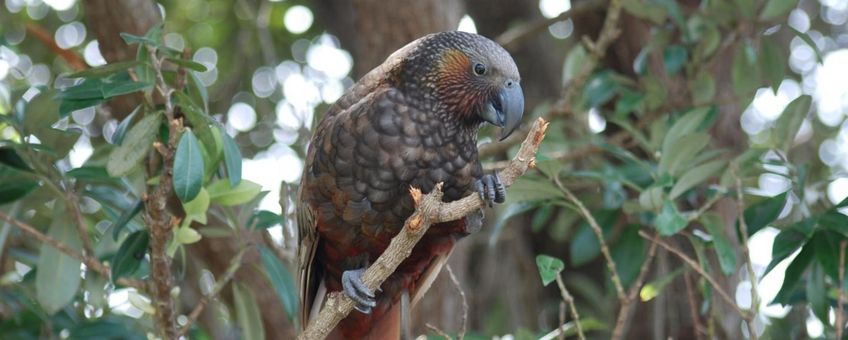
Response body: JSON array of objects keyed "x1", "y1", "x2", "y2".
[
  {"x1": 298, "y1": 118, "x2": 549, "y2": 340},
  {"x1": 638, "y1": 230, "x2": 750, "y2": 320},
  {"x1": 555, "y1": 274, "x2": 585, "y2": 340},
  {"x1": 610, "y1": 232, "x2": 659, "y2": 340},
  {"x1": 0, "y1": 211, "x2": 145, "y2": 291},
  {"x1": 733, "y1": 168, "x2": 759, "y2": 340}
]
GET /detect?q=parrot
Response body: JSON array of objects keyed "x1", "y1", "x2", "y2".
[{"x1": 297, "y1": 31, "x2": 524, "y2": 339}]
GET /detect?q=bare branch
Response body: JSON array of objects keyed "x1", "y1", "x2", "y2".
[
  {"x1": 555, "y1": 178, "x2": 626, "y2": 300},
  {"x1": 555, "y1": 274, "x2": 585, "y2": 340},
  {"x1": 638, "y1": 230, "x2": 750, "y2": 320},
  {"x1": 445, "y1": 264, "x2": 467, "y2": 340},
  {"x1": 0, "y1": 211, "x2": 146, "y2": 291},
  {"x1": 610, "y1": 233, "x2": 659, "y2": 340},
  {"x1": 734, "y1": 168, "x2": 759, "y2": 340},
  {"x1": 298, "y1": 118, "x2": 549, "y2": 340}
]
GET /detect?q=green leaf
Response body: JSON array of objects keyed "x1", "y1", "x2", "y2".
[
  {"x1": 188, "y1": 71, "x2": 209, "y2": 113},
  {"x1": 759, "y1": 0, "x2": 796, "y2": 20},
  {"x1": 182, "y1": 188, "x2": 209, "y2": 224},
  {"x1": 612, "y1": 227, "x2": 646, "y2": 288},
  {"x1": 66, "y1": 166, "x2": 114, "y2": 182},
  {"x1": 563, "y1": 46, "x2": 587, "y2": 83},
  {"x1": 112, "y1": 200, "x2": 144, "y2": 240},
  {"x1": 166, "y1": 58, "x2": 208, "y2": 72},
  {"x1": 662, "y1": 107, "x2": 710, "y2": 152},
  {"x1": 66, "y1": 61, "x2": 142, "y2": 79},
  {"x1": 759, "y1": 38, "x2": 787, "y2": 93},
  {"x1": 731, "y1": 42, "x2": 760, "y2": 96},
  {"x1": 569, "y1": 210, "x2": 617, "y2": 266},
  {"x1": 773, "y1": 242, "x2": 814, "y2": 304},
  {"x1": 233, "y1": 283, "x2": 265, "y2": 340},
  {"x1": 102, "y1": 81, "x2": 152, "y2": 99},
  {"x1": 656, "y1": 200, "x2": 687, "y2": 235},
  {"x1": 110, "y1": 106, "x2": 140, "y2": 145},
  {"x1": 107, "y1": 112, "x2": 161, "y2": 176},
  {"x1": 812, "y1": 230, "x2": 841, "y2": 279},
  {"x1": 0, "y1": 168, "x2": 38, "y2": 205},
  {"x1": 535, "y1": 254, "x2": 565, "y2": 286},
  {"x1": 689, "y1": 72, "x2": 715, "y2": 106},
  {"x1": 662, "y1": 45, "x2": 688, "y2": 75},
  {"x1": 659, "y1": 132, "x2": 710, "y2": 176},
  {"x1": 740, "y1": 191, "x2": 788, "y2": 237},
  {"x1": 173, "y1": 129, "x2": 205, "y2": 202},
  {"x1": 248, "y1": 210, "x2": 283, "y2": 229},
  {"x1": 669, "y1": 159, "x2": 727, "y2": 199},
  {"x1": 176, "y1": 226, "x2": 202, "y2": 244},
  {"x1": 36, "y1": 205, "x2": 82, "y2": 314},
  {"x1": 701, "y1": 212, "x2": 737, "y2": 275},
  {"x1": 622, "y1": 0, "x2": 667, "y2": 24},
  {"x1": 259, "y1": 246, "x2": 298, "y2": 321},
  {"x1": 733, "y1": 0, "x2": 755, "y2": 18},
  {"x1": 69, "y1": 318, "x2": 145, "y2": 340},
  {"x1": 507, "y1": 176, "x2": 564, "y2": 202},
  {"x1": 789, "y1": 27, "x2": 823, "y2": 64},
  {"x1": 111, "y1": 230, "x2": 149, "y2": 282},
  {"x1": 0, "y1": 147, "x2": 31, "y2": 171},
  {"x1": 633, "y1": 47, "x2": 651, "y2": 75},
  {"x1": 207, "y1": 179, "x2": 263, "y2": 206},
  {"x1": 772, "y1": 95, "x2": 811, "y2": 151},
  {"x1": 582, "y1": 71, "x2": 618, "y2": 109},
  {"x1": 806, "y1": 262, "x2": 828, "y2": 324},
  {"x1": 221, "y1": 128, "x2": 243, "y2": 186},
  {"x1": 59, "y1": 98, "x2": 104, "y2": 118},
  {"x1": 765, "y1": 218, "x2": 814, "y2": 276}
]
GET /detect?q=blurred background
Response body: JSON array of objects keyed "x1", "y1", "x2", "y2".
[{"x1": 3, "y1": 0, "x2": 848, "y2": 339}]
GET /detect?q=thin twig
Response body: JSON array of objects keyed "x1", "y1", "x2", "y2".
[
  {"x1": 558, "y1": 302, "x2": 566, "y2": 340},
  {"x1": 65, "y1": 192, "x2": 95, "y2": 256},
  {"x1": 298, "y1": 118, "x2": 548, "y2": 340},
  {"x1": 177, "y1": 247, "x2": 248, "y2": 337},
  {"x1": 684, "y1": 272, "x2": 707, "y2": 340},
  {"x1": 425, "y1": 323, "x2": 452, "y2": 340},
  {"x1": 496, "y1": 0, "x2": 607, "y2": 50},
  {"x1": 0, "y1": 211, "x2": 146, "y2": 291},
  {"x1": 638, "y1": 230, "x2": 749, "y2": 319},
  {"x1": 445, "y1": 265, "x2": 467, "y2": 340},
  {"x1": 24, "y1": 22, "x2": 86, "y2": 70},
  {"x1": 733, "y1": 169, "x2": 759, "y2": 340},
  {"x1": 555, "y1": 178, "x2": 626, "y2": 300},
  {"x1": 555, "y1": 274, "x2": 585, "y2": 340},
  {"x1": 610, "y1": 232, "x2": 659, "y2": 340},
  {"x1": 838, "y1": 240, "x2": 847, "y2": 340}
]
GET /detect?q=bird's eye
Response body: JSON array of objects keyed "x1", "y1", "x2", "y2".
[{"x1": 473, "y1": 63, "x2": 486, "y2": 76}]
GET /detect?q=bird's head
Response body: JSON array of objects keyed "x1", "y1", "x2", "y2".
[{"x1": 391, "y1": 31, "x2": 524, "y2": 140}]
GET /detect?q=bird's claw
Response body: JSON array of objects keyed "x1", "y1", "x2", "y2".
[
  {"x1": 342, "y1": 268, "x2": 377, "y2": 314},
  {"x1": 475, "y1": 174, "x2": 505, "y2": 206}
]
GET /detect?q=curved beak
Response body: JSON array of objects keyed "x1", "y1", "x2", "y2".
[{"x1": 479, "y1": 81, "x2": 524, "y2": 141}]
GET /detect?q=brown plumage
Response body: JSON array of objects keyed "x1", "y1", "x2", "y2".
[{"x1": 298, "y1": 31, "x2": 523, "y2": 339}]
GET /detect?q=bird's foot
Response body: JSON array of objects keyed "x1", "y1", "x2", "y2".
[
  {"x1": 342, "y1": 267, "x2": 377, "y2": 314},
  {"x1": 475, "y1": 173, "x2": 505, "y2": 206}
]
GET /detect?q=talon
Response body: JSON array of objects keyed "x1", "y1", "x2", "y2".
[
  {"x1": 342, "y1": 268, "x2": 377, "y2": 313},
  {"x1": 475, "y1": 179, "x2": 485, "y2": 201},
  {"x1": 483, "y1": 175, "x2": 496, "y2": 206},
  {"x1": 494, "y1": 174, "x2": 506, "y2": 203}
]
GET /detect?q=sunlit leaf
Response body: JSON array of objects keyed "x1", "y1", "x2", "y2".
[
  {"x1": 207, "y1": 179, "x2": 262, "y2": 206},
  {"x1": 535, "y1": 254, "x2": 564, "y2": 286},
  {"x1": 173, "y1": 129, "x2": 205, "y2": 202},
  {"x1": 259, "y1": 246, "x2": 298, "y2": 321},
  {"x1": 669, "y1": 159, "x2": 727, "y2": 199},
  {"x1": 640, "y1": 268, "x2": 685, "y2": 301},
  {"x1": 182, "y1": 188, "x2": 210, "y2": 224}
]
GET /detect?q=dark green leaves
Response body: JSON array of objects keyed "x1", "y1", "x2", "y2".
[
  {"x1": 701, "y1": 212, "x2": 737, "y2": 275},
  {"x1": 111, "y1": 230, "x2": 149, "y2": 282},
  {"x1": 57, "y1": 74, "x2": 152, "y2": 117},
  {"x1": 612, "y1": 228, "x2": 646, "y2": 288},
  {"x1": 739, "y1": 191, "x2": 788, "y2": 237},
  {"x1": 221, "y1": 128, "x2": 242, "y2": 186},
  {"x1": 107, "y1": 112, "x2": 161, "y2": 176},
  {"x1": 772, "y1": 242, "x2": 814, "y2": 304},
  {"x1": 731, "y1": 42, "x2": 759, "y2": 96},
  {"x1": 259, "y1": 246, "x2": 298, "y2": 321},
  {"x1": 772, "y1": 95, "x2": 811, "y2": 151},
  {"x1": 759, "y1": 0, "x2": 796, "y2": 21},
  {"x1": 535, "y1": 254, "x2": 565, "y2": 286},
  {"x1": 662, "y1": 45, "x2": 688, "y2": 75},
  {"x1": 248, "y1": 210, "x2": 283, "y2": 229},
  {"x1": 582, "y1": 71, "x2": 618, "y2": 108},
  {"x1": 173, "y1": 130, "x2": 205, "y2": 202}
]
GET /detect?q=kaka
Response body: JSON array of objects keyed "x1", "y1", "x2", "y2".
[{"x1": 297, "y1": 31, "x2": 523, "y2": 339}]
